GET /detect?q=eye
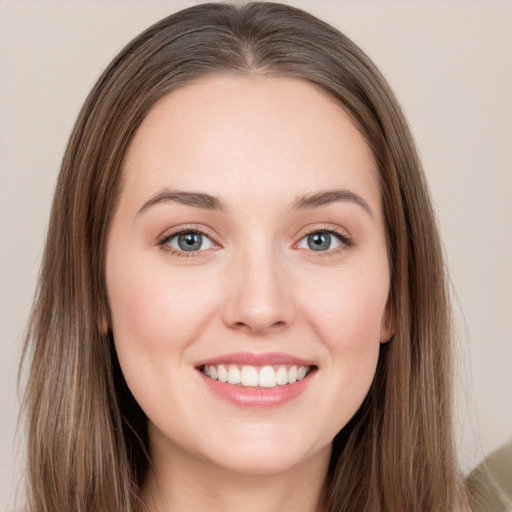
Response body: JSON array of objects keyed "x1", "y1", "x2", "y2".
[
  {"x1": 163, "y1": 231, "x2": 215, "y2": 252},
  {"x1": 297, "y1": 230, "x2": 348, "y2": 252}
]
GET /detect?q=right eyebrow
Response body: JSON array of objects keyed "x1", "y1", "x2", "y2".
[
  {"x1": 292, "y1": 189, "x2": 373, "y2": 218},
  {"x1": 137, "y1": 190, "x2": 226, "y2": 215}
]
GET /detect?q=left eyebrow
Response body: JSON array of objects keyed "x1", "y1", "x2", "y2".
[
  {"x1": 292, "y1": 189, "x2": 373, "y2": 217},
  {"x1": 137, "y1": 189, "x2": 226, "y2": 215}
]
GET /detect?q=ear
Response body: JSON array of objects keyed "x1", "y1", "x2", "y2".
[
  {"x1": 379, "y1": 301, "x2": 395, "y2": 343},
  {"x1": 98, "y1": 310, "x2": 109, "y2": 335}
]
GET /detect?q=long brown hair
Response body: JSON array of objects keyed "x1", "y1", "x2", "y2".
[{"x1": 22, "y1": 3, "x2": 462, "y2": 511}]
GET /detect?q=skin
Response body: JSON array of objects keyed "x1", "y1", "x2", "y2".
[{"x1": 105, "y1": 75, "x2": 393, "y2": 512}]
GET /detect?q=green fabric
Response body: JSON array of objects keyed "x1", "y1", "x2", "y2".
[{"x1": 467, "y1": 441, "x2": 512, "y2": 512}]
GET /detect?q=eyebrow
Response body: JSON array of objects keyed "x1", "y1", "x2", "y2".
[
  {"x1": 292, "y1": 189, "x2": 373, "y2": 217},
  {"x1": 137, "y1": 188, "x2": 372, "y2": 217},
  {"x1": 137, "y1": 190, "x2": 226, "y2": 215}
]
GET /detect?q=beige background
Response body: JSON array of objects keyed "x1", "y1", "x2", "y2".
[{"x1": 1, "y1": 0, "x2": 511, "y2": 508}]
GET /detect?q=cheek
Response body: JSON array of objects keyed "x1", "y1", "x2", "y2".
[
  {"x1": 107, "y1": 257, "x2": 220, "y2": 356},
  {"x1": 108, "y1": 267, "x2": 179, "y2": 405},
  {"x1": 303, "y1": 263, "x2": 389, "y2": 394},
  {"x1": 106, "y1": 257, "x2": 220, "y2": 417},
  {"x1": 309, "y1": 269, "x2": 388, "y2": 343}
]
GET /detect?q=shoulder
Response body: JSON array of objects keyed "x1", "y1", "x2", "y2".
[{"x1": 465, "y1": 440, "x2": 512, "y2": 512}]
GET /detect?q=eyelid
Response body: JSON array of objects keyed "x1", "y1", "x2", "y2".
[
  {"x1": 294, "y1": 224, "x2": 353, "y2": 251},
  {"x1": 155, "y1": 223, "x2": 352, "y2": 257},
  {"x1": 156, "y1": 224, "x2": 222, "y2": 255}
]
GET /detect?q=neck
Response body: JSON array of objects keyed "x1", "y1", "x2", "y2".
[{"x1": 142, "y1": 436, "x2": 330, "y2": 512}]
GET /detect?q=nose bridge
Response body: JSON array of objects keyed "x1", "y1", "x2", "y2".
[{"x1": 222, "y1": 237, "x2": 294, "y2": 334}]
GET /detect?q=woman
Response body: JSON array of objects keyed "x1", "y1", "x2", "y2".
[{"x1": 22, "y1": 2, "x2": 469, "y2": 511}]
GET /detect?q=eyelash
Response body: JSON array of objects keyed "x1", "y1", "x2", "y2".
[
  {"x1": 157, "y1": 225, "x2": 220, "y2": 258},
  {"x1": 295, "y1": 226, "x2": 353, "y2": 255},
  {"x1": 156, "y1": 225, "x2": 353, "y2": 258}
]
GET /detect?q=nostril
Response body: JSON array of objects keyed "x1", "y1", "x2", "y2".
[{"x1": 230, "y1": 319, "x2": 287, "y2": 333}]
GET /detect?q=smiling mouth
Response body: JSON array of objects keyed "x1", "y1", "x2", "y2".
[{"x1": 200, "y1": 364, "x2": 314, "y2": 388}]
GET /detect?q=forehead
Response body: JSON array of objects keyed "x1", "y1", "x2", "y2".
[{"x1": 120, "y1": 75, "x2": 380, "y2": 212}]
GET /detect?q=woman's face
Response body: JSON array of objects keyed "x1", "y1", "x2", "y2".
[{"x1": 105, "y1": 76, "x2": 392, "y2": 476}]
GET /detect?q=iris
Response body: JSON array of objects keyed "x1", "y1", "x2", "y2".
[
  {"x1": 178, "y1": 232, "x2": 203, "y2": 251},
  {"x1": 307, "y1": 232, "x2": 331, "y2": 251}
]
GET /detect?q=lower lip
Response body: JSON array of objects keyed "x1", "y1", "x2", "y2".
[{"x1": 199, "y1": 371, "x2": 315, "y2": 408}]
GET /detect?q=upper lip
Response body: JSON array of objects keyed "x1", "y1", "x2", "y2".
[{"x1": 195, "y1": 352, "x2": 316, "y2": 368}]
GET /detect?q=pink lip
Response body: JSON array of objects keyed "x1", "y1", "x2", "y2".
[
  {"x1": 195, "y1": 352, "x2": 317, "y2": 408},
  {"x1": 195, "y1": 351, "x2": 315, "y2": 368},
  {"x1": 199, "y1": 372, "x2": 315, "y2": 408}
]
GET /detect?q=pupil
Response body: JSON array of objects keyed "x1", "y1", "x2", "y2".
[
  {"x1": 178, "y1": 232, "x2": 202, "y2": 251},
  {"x1": 308, "y1": 232, "x2": 330, "y2": 251}
]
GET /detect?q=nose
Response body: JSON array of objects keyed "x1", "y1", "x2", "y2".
[{"x1": 221, "y1": 248, "x2": 295, "y2": 335}]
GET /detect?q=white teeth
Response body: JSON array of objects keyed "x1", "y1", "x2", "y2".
[
  {"x1": 276, "y1": 366, "x2": 288, "y2": 385},
  {"x1": 258, "y1": 366, "x2": 277, "y2": 388},
  {"x1": 288, "y1": 366, "x2": 298, "y2": 384},
  {"x1": 202, "y1": 364, "x2": 311, "y2": 388},
  {"x1": 217, "y1": 364, "x2": 228, "y2": 383},
  {"x1": 227, "y1": 364, "x2": 241, "y2": 384},
  {"x1": 240, "y1": 366, "x2": 259, "y2": 386}
]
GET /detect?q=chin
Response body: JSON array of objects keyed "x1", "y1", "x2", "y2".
[
  {"x1": 218, "y1": 452, "x2": 299, "y2": 475},
  {"x1": 198, "y1": 430, "x2": 330, "y2": 476}
]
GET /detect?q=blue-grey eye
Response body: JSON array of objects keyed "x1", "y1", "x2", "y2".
[
  {"x1": 298, "y1": 231, "x2": 342, "y2": 251},
  {"x1": 167, "y1": 231, "x2": 214, "y2": 252}
]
